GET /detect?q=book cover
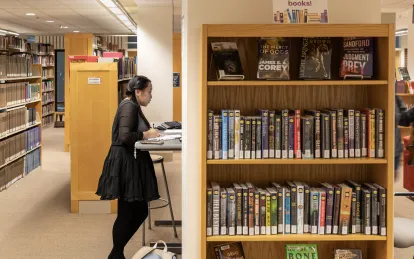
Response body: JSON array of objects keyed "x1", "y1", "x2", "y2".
[
  {"x1": 211, "y1": 42, "x2": 244, "y2": 80},
  {"x1": 334, "y1": 249, "x2": 362, "y2": 259},
  {"x1": 340, "y1": 37, "x2": 374, "y2": 79},
  {"x1": 257, "y1": 37, "x2": 290, "y2": 80},
  {"x1": 214, "y1": 242, "x2": 246, "y2": 259},
  {"x1": 285, "y1": 244, "x2": 319, "y2": 259},
  {"x1": 299, "y1": 37, "x2": 332, "y2": 79}
]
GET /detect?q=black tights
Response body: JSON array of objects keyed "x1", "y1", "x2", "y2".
[{"x1": 109, "y1": 199, "x2": 148, "y2": 259}]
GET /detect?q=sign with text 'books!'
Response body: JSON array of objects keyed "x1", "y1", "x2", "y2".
[{"x1": 273, "y1": 0, "x2": 328, "y2": 23}]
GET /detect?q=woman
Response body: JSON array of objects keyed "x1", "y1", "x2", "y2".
[{"x1": 96, "y1": 75, "x2": 161, "y2": 259}]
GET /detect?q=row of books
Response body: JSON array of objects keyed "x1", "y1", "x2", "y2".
[
  {"x1": 25, "y1": 148, "x2": 41, "y2": 176},
  {"x1": 214, "y1": 241, "x2": 362, "y2": 259},
  {"x1": 211, "y1": 37, "x2": 373, "y2": 80},
  {"x1": 0, "y1": 54, "x2": 36, "y2": 78},
  {"x1": 0, "y1": 126, "x2": 40, "y2": 166},
  {"x1": 118, "y1": 57, "x2": 136, "y2": 80},
  {"x1": 0, "y1": 82, "x2": 40, "y2": 108},
  {"x1": 42, "y1": 103, "x2": 53, "y2": 116},
  {"x1": 273, "y1": 9, "x2": 328, "y2": 24},
  {"x1": 42, "y1": 114, "x2": 53, "y2": 126},
  {"x1": 33, "y1": 55, "x2": 54, "y2": 67},
  {"x1": 207, "y1": 108, "x2": 384, "y2": 160},
  {"x1": 207, "y1": 181, "x2": 386, "y2": 236},
  {"x1": 42, "y1": 80, "x2": 53, "y2": 92},
  {"x1": 42, "y1": 92, "x2": 53, "y2": 103},
  {"x1": 0, "y1": 157, "x2": 25, "y2": 192},
  {"x1": 0, "y1": 36, "x2": 54, "y2": 54},
  {"x1": 42, "y1": 68, "x2": 53, "y2": 78},
  {"x1": 0, "y1": 107, "x2": 38, "y2": 138}
]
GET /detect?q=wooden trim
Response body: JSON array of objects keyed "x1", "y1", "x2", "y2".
[
  {"x1": 207, "y1": 234, "x2": 386, "y2": 242},
  {"x1": 207, "y1": 158, "x2": 387, "y2": 165},
  {"x1": 208, "y1": 80, "x2": 388, "y2": 86},
  {"x1": 206, "y1": 24, "x2": 390, "y2": 37}
]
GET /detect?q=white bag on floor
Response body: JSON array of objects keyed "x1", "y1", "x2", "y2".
[{"x1": 132, "y1": 240, "x2": 177, "y2": 259}]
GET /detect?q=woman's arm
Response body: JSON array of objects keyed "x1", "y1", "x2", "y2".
[{"x1": 118, "y1": 102, "x2": 143, "y2": 146}]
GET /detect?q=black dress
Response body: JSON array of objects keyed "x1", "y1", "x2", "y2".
[{"x1": 96, "y1": 99, "x2": 160, "y2": 202}]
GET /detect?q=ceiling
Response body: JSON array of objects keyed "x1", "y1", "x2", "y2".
[{"x1": 0, "y1": 0, "x2": 131, "y2": 35}]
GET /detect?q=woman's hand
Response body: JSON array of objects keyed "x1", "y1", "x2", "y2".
[{"x1": 143, "y1": 128, "x2": 160, "y2": 139}]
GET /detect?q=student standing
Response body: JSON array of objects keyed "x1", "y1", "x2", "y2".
[{"x1": 96, "y1": 75, "x2": 160, "y2": 259}]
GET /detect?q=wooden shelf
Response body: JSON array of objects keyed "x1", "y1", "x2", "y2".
[
  {"x1": 397, "y1": 93, "x2": 414, "y2": 96},
  {"x1": 207, "y1": 80, "x2": 388, "y2": 86},
  {"x1": 0, "y1": 122, "x2": 41, "y2": 141},
  {"x1": 0, "y1": 76, "x2": 41, "y2": 82},
  {"x1": 0, "y1": 99, "x2": 41, "y2": 111},
  {"x1": 207, "y1": 158, "x2": 387, "y2": 165},
  {"x1": 206, "y1": 234, "x2": 387, "y2": 242},
  {"x1": 0, "y1": 145, "x2": 41, "y2": 169}
]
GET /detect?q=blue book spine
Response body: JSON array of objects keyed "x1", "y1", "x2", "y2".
[
  {"x1": 285, "y1": 189, "x2": 291, "y2": 234},
  {"x1": 222, "y1": 110, "x2": 228, "y2": 160}
]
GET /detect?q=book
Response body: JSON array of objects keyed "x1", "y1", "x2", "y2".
[
  {"x1": 340, "y1": 37, "x2": 374, "y2": 79},
  {"x1": 285, "y1": 244, "x2": 318, "y2": 259},
  {"x1": 211, "y1": 42, "x2": 244, "y2": 80},
  {"x1": 334, "y1": 249, "x2": 362, "y2": 259},
  {"x1": 213, "y1": 242, "x2": 245, "y2": 259},
  {"x1": 299, "y1": 37, "x2": 332, "y2": 80},
  {"x1": 257, "y1": 37, "x2": 290, "y2": 80}
]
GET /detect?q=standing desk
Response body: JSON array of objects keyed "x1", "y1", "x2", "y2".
[{"x1": 134, "y1": 137, "x2": 182, "y2": 254}]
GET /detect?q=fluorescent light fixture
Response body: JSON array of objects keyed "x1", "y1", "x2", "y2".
[
  {"x1": 25, "y1": 13, "x2": 35, "y2": 16},
  {"x1": 46, "y1": 20, "x2": 54, "y2": 23},
  {"x1": 73, "y1": 31, "x2": 80, "y2": 33},
  {"x1": 60, "y1": 25, "x2": 68, "y2": 29},
  {"x1": 98, "y1": 0, "x2": 137, "y2": 34},
  {"x1": 0, "y1": 29, "x2": 19, "y2": 36},
  {"x1": 396, "y1": 29, "x2": 408, "y2": 36}
]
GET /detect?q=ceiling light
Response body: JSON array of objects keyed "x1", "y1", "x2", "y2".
[
  {"x1": 73, "y1": 31, "x2": 80, "y2": 33},
  {"x1": 46, "y1": 20, "x2": 54, "y2": 23},
  {"x1": 25, "y1": 13, "x2": 35, "y2": 16},
  {"x1": 0, "y1": 29, "x2": 19, "y2": 36},
  {"x1": 98, "y1": 0, "x2": 137, "y2": 34},
  {"x1": 60, "y1": 25, "x2": 68, "y2": 29}
]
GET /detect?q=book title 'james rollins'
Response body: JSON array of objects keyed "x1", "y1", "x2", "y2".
[{"x1": 288, "y1": 0, "x2": 313, "y2": 6}]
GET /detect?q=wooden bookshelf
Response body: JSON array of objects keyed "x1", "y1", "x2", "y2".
[{"x1": 199, "y1": 24, "x2": 394, "y2": 259}]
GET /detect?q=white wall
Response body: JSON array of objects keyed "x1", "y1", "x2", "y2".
[
  {"x1": 181, "y1": 0, "x2": 382, "y2": 258},
  {"x1": 136, "y1": 6, "x2": 173, "y2": 122}
]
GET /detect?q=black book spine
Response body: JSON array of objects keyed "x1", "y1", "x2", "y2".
[
  {"x1": 354, "y1": 111, "x2": 361, "y2": 157},
  {"x1": 282, "y1": 110, "x2": 289, "y2": 159},
  {"x1": 275, "y1": 112, "x2": 282, "y2": 158},
  {"x1": 256, "y1": 117, "x2": 262, "y2": 159},
  {"x1": 244, "y1": 117, "x2": 251, "y2": 159},
  {"x1": 344, "y1": 116, "x2": 349, "y2": 158},
  {"x1": 268, "y1": 111, "x2": 275, "y2": 158},
  {"x1": 239, "y1": 117, "x2": 245, "y2": 159}
]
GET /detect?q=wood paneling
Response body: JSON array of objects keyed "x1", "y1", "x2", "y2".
[
  {"x1": 173, "y1": 33, "x2": 182, "y2": 121},
  {"x1": 64, "y1": 33, "x2": 94, "y2": 152}
]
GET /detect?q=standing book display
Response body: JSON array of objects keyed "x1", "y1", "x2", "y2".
[{"x1": 200, "y1": 24, "x2": 394, "y2": 258}]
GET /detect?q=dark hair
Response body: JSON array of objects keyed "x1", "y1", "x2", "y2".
[{"x1": 126, "y1": 75, "x2": 151, "y2": 128}]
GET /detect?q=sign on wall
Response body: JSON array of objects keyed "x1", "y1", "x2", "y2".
[
  {"x1": 173, "y1": 72, "x2": 180, "y2": 87},
  {"x1": 273, "y1": 0, "x2": 328, "y2": 23}
]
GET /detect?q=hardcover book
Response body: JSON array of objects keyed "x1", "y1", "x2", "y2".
[
  {"x1": 334, "y1": 249, "x2": 362, "y2": 259},
  {"x1": 299, "y1": 37, "x2": 332, "y2": 80},
  {"x1": 211, "y1": 42, "x2": 245, "y2": 80},
  {"x1": 214, "y1": 242, "x2": 246, "y2": 259},
  {"x1": 285, "y1": 244, "x2": 319, "y2": 259},
  {"x1": 340, "y1": 37, "x2": 374, "y2": 79},
  {"x1": 257, "y1": 37, "x2": 290, "y2": 80}
]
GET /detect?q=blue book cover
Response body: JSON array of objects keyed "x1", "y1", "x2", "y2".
[
  {"x1": 285, "y1": 187, "x2": 291, "y2": 234},
  {"x1": 221, "y1": 110, "x2": 228, "y2": 159}
]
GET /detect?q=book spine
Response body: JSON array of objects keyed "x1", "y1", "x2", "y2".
[
  {"x1": 254, "y1": 189, "x2": 260, "y2": 234},
  {"x1": 228, "y1": 110, "x2": 235, "y2": 159},
  {"x1": 369, "y1": 109, "x2": 376, "y2": 158},
  {"x1": 332, "y1": 186, "x2": 341, "y2": 234},
  {"x1": 288, "y1": 115, "x2": 295, "y2": 158},
  {"x1": 322, "y1": 113, "x2": 330, "y2": 158},
  {"x1": 260, "y1": 189, "x2": 266, "y2": 235},
  {"x1": 220, "y1": 188, "x2": 227, "y2": 235},
  {"x1": 290, "y1": 186, "x2": 297, "y2": 234},
  {"x1": 310, "y1": 188, "x2": 319, "y2": 234},
  {"x1": 241, "y1": 185, "x2": 249, "y2": 235},
  {"x1": 339, "y1": 186, "x2": 352, "y2": 235},
  {"x1": 269, "y1": 189, "x2": 278, "y2": 234},
  {"x1": 261, "y1": 110, "x2": 269, "y2": 159},
  {"x1": 362, "y1": 189, "x2": 371, "y2": 235},
  {"x1": 344, "y1": 117, "x2": 349, "y2": 158},
  {"x1": 318, "y1": 190, "x2": 326, "y2": 235},
  {"x1": 277, "y1": 187, "x2": 285, "y2": 234},
  {"x1": 337, "y1": 109, "x2": 344, "y2": 158},
  {"x1": 351, "y1": 192, "x2": 357, "y2": 234},
  {"x1": 302, "y1": 116, "x2": 313, "y2": 159},
  {"x1": 256, "y1": 117, "x2": 262, "y2": 159},
  {"x1": 370, "y1": 186, "x2": 378, "y2": 235},
  {"x1": 227, "y1": 188, "x2": 236, "y2": 235},
  {"x1": 219, "y1": 117, "x2": 223, "y2": 158},
  {"x1": 361, "y1": 112, "x2": 367, "y2": 157},
  {"x1": 355, "y1": 111, "x2": 361, "y2": 157},
  {"x1": 234, "y1": 185, "x2": 243, "y2": 235},
  {"x1": 207, "y1": 186, "x2": 213, "y2": 236},
  {"x1": 285, "y1": 188, "x2": 291, "y2": 234},
  {"x1": 248, "y1": 186, "x2": 255, "y2": 235},
  {"x1": 244, "y1": 117, "x2": 251, "y2": 159},
  {"x1": 234, "y1": 110, "x2": 240, "y2": 159},
  {"x1": 295, "y1": 110, "x2": 301, "y2": 158},
  {"x1": 269, "y1": 111, "x2": 275, "y2": 158},
  {"x1": 221, "y1": 110, "x2": 228, "y2": 160},
  {"x1": 265, "y1": 190, "x2": 271, "y2": 235},
  {"x1": 331, "y1": 111, "x2": 337, "y2": 158},
  {"x1": 239, "y1": 117, "x2": 245, "y2": 159},
  {"x1": 213, "y1": 116, "x2": 220, "y2": 159},
  {"x1": 207, "y1": 110, "x2": 214, "y2": 159},
  {"x1": 251, "y1": 118, "x2": 256, "y2": 159},
  {"x1": 376, "y1": 109, "x2": 384, "y2": 158},
  {"x1": 377, "y1": 186, "x2": 386, "y2": 236},
  {"x1": 275, "y1": 114, "x2": 282, "y2": 158},
  {"x1": 315, "y1": 112, "x2": 321, "y2": 158},
  {"x1": 282, "y1": 110, "x2": 289, "y2": 158},
  {"x1": 324, "y1": 185, "x2": 334, "y2": 234},
  {"x1": 296, "y1": 184, "x2": 304, "y2": 234},
  {"x1": 304, "y1": 185, "x2": 310, "y2": 233},
  {"x1": 349, "y1": 110, "x2": 355, "y2": 157},
  {"x1": 212, "y1": 183, "x2": 220, "y2": 235}
]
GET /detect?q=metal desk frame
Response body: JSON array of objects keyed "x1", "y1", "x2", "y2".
[{"x1": 134, "y1": 138, "x2": 182, "y2": 254}]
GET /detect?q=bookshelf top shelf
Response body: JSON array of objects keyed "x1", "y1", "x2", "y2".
[
  {"x1": 206, "y1": 234, "x2": 387, "y2": 242},
  {"x1": 0, "y1": 76, "x2": 41, "y2": 83},
  {"x1": 204, "y1": 24, "x2": 390, "y2": 37},
  {"x1": 396, "y1": 93, "x2": 414, "y2": 96},
  {"x1": 207, "y1": 80, "x2": 388, "y2": 86},
  {"x1": 207, "y1": 158, "x2": 387, "y2": 165}
]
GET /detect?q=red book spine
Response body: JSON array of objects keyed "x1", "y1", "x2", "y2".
[{"x1": 295, "y1": 110, "x2": 301, "y2": 158}]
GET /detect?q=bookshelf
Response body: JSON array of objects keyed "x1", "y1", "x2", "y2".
[
  {"x1": 38, "y1": 45, "x2": 55, "y2": 127},
  {"x1": 0, "y1": 63, "x2": 42, "y2": 192},
  {"x1": 199, "y1": 24, "x2": 394, "y2": 258}
]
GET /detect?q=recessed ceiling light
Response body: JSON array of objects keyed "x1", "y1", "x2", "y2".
[
  {"x1": 60, "y1": 25, "x2": 68, "y2": 29},
  {"x1": 25, "y1": 13, "x2": 35, "y2": 16},
  {"x1": 73, "y1": 31, "x2": 80, "y2": 33},
  {"x1": 46, "y1": 20, "x2": 54, "y2": 23}
]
